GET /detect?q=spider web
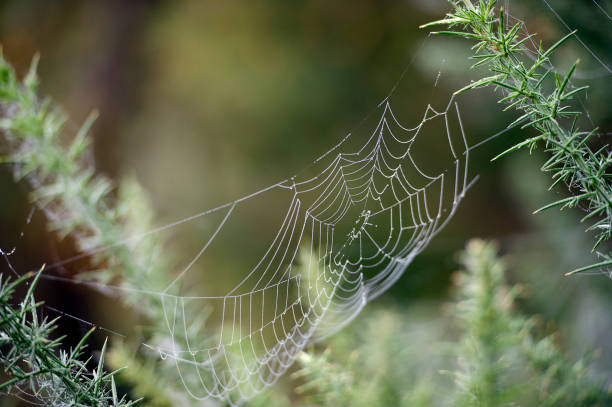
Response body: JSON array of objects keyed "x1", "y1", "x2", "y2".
[
  {"x1": 1, "y1": 91, "x2": 474, "y2": 406},
  {"x1": 132, "y1": 94, "x2": 474, "y2": 404}
]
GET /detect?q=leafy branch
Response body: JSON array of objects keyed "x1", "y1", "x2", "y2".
[{"x1": 422, "y1": 0, "x2": 612, "y2": 274}]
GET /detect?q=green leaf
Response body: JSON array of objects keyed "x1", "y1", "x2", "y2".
[
  {"x1": 454, "y1": 74, "x2": 504, "y2": 95},
  {"x1": 566, "y1": 259, "x2": 612, "y2": 276},
  {"x1": 491, "y1": 135, "x2": 544, "y2": 161},
  {"x1": 419, "y1": 17, "x2": 468, "y2": 29},
  {"x1": 430, "y1": 30, "x2": 484, "y2": 40}
]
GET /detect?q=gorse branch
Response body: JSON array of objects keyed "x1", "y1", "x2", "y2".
[
  {"x1": 271, "y1": 240, "x2": 612, "y2": 407},
  {"x1": 0, "y1": 50, "x2": 170, "y2": 304},
  {"x1": 454, "y1": 240, "x2": 612, "y2": 406},
  {"x1": 292, "y1": 350, "x2": 357, "y2": 405},
  {"x1": 422, "y1": 0, "x2": 612, "y2": 274},
  {"x1": 0, "y1": 267, "x2": 137, "y2": 406},
  {"x1": 0, "y1": 50, "x2": 213, "y2": 406}
]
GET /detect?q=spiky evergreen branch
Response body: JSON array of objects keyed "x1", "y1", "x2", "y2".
[
  {"x1": 0, "y1": 267, "x2": 137, "y2": 406},
  {"x1": 0, "y1": 50, "x2": 213, "y2": 406},
  {"x1": 0, "y1": 51, "x2": 170, "y2": 304},
  {"x1": 422, "y1": 0, "x2": 612, "y2": 274},
  {"x1": 281, "y1": 241, "x2": 612, "y2": 407},
  {"x1": 454, "y1": 240, "x2": 611, "y2": 406}
]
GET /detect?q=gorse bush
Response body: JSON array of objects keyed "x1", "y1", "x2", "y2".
[
  {"x1": 0, "y1": 267, "x2": 136, "y2": 406},
  {"x1": 453, "y1": 240, "x2": 611, "y2": 407},
  {"x1": 422, "y1": 0, "x2": 612, "y2": 274},
  {"x1": 0, "y1": 48, "x2": 213, "y2": 406},
  {"x1": 255, "y1": 240, "x2": 612, "y2": 407},
  {"x1": 0, "y1": 52, "x2": 170, "y2": 303}
]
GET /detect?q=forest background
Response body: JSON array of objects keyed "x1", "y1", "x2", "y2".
[{"x1": 0, "y1": 0, "x2": 611, "y2": 405}]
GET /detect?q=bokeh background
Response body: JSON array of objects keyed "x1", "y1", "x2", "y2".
[{"x1": 0, "y1": 0, "x2": 611, "y2": 405}]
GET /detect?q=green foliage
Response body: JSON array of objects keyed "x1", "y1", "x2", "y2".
[
  {"x1": 106, "y1": 345, "x2": 175, "y2": 407},
  {"x1": 0, "y1": 49, "x2": 212, "y2": 406},
  {"x1": 454, "y1": 240, "x2": 611, "y2": 406},
  {"x1": 280, "y1": 240, "x2": 612, "y2": 407},
  {"x1": 0, "y1": 267, "x2": 136, "y2": 406},
  {"x1": 0, "y1": 49, "x2": 170, "y2": 303},
  {"x1": 422, "y1": 0, "x2": 612, "y2": 274},
  {"x1": 453, "y1": 240, "x2": 520, "y2": 406},
  {"x1": 293, "y1": 350, "x2": 359, "y2": 406}
]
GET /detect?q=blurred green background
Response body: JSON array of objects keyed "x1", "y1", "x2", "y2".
[{"x1": 0, "y1": 0, "x2": 611, "y2": 405}]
